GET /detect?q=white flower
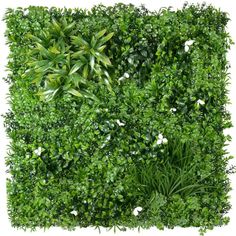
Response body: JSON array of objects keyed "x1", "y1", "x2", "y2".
[
  {"x1": 118, "y1": 76, "x2": 125, "y2": 82},
  {"x1": 118, "y1": 72, "x2": 130, "y2": 84},
  {"x1": 106, "y1": 134, "x2": 111, "y2": 141},
  {"x1": 184, "y1": 40, "x2": 195, "y2": 52},
  {"x1": 124, "y1": 72, "x2": 130, "y2": 78},
  {"x1": 116, "y1": 119, "x2": 125, "y2": 126},
  {"x1": 156, "y1": 139, "x2": 163, "y2": 145},
  {"x1": 170, "y1": 108, "x2": 177, "y2": 112},
  {"x1": 131, "y1": 151, "x2": 137, "y2": 155},
  {"x1": 70, "y1": 210, "x2": 78, "y2": 216},
  {"x1": 101, "y1": 134, "x2": 111, "y2": 148},
  {"x1": 128, "y1": 58, "x2": 133, "y2": 64},
  {"x1": 23, "y1": 9, "x2": 29, "y2": 15},
  {"x1": 155, "y1": 134, "x2": 168, "y2": 145},
  {"x1": 196, "y1": 99, "x2": 205, "y2": 105},
  {"x1": 133, "y1": 206, "x2": 143, "y2": 216},
  {"x1": 162, "y1": 138, "x2": 168, "y2": 144},
  {"x1": 34, "y1": 147, "x2": 44, "y2": 156}
]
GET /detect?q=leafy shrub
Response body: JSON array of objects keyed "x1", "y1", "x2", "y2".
[{"x1": 3, "y1": 3, "x2": 233, "y2": 235}]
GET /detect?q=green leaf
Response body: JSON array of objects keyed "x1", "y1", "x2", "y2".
[
  {"x1": 99, "y1": 32, "x2": 114, "y2": 45},
  {"x1": 104, "y1": 78, "x2": 114, "y2": 95},
  {"x1": 51, "y1": 18, "x2": 61, "y2": 33},
  {"x1": 83, "y1": 64, "x2": 89, "y2": 79},
  {"x1": 64, "y1": 21, "x2": 76, "y2": 32},
  {"x1": 48, "y1": 46, "x2": 60, "y2": 54},
  {"x1": 97, "y1": 45, "x2": 106, "y2": 52},
  {"x1": 70, "y1": 74, "x2": 86, "y2": 87},
  {"x1": 80, "y1": 90, "x2": 99, "y2": 101},
  {"x1": 90, "y1": 56, "x2": 95, "y2": 72},
  {"x1": 91, "y1": 36, "x2": 97, "y2": 48},
  {"x1": 95, "y1": 52, "x2": 112, "y2": 66},
  {"x1": 71, "y1": 35, "x2": 89, "y2": 48},
  {"x1": 71, "y1": 50, "x2": 85, "y2": 59},
  {"x1": 67, "y1": 88, "x2": 83, "y2": 97},
  {"x1": 37, "y1": 88, "x2": 59, "y2": 102},
  {"x1": 35, "y1": 42, "x2": 50, "y2": 57},
  {"x1": 95, "y1": 29, "x2": 107, "y2": 39},
  {"x1": 69, "y1": 62, "x2": 84, "y2": 75}
]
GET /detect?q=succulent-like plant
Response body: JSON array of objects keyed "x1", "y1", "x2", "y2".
[
  {"x1": 26, "y1": 18, "x2": 114, "y2": 101},
  {"x1": 71, "y1": 29, "x2": 114, "y2": 94}
]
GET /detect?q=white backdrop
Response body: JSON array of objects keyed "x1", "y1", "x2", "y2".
[{"x1": 0, "y1": 0, "x2": 235, "y2": 235}]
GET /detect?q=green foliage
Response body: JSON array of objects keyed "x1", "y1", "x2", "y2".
[
  {"x1": 3, "y1": 3, "x2": 233, "y2": 235},
  {"x1": 129, "y1": 139, "x2": 213, "y2": 199},
  {"x1": 26, "y1": 18, "x2": 114, "y2": 101}
]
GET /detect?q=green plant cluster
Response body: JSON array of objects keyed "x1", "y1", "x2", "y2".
[{"x1": 3, "y1": 3, "x2": 234, "y2": 235}]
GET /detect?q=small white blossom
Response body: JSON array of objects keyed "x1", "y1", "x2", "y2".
[
  {"x1": 6, "y1": 172, "x2": 12, "y2": 180},
  {"x1": 156, "y1": 139, "x2": 163, "y2": 145},
  {"x1": 170, "y1": 108, "x2": 177, "y2": 113},
  {"x1": 155, "y1": 134, "x2": 168, "y2": 146},
  {"x1": 34, "y1": 147, "x2": 44, "y2": 156},
  {"x1": 162, "y1": 138, "x2": 168, "y2": 144},
  {"x1": 124, "y1": 72, "x2": 130, "y2": 78},
  {"x1": 70, "y1": 210, "x2": 78, "y2": 216},
  {"x1": 118, "y1": 72, "x2": 130, "y2": 84},
  {"x1": 118, "y1": 76, "x2": 125, "y2": 82},
  {"x1": 128, "y1": 58, "x2": 133, "y2": 64},
  {"x1": 116, "y1": 119, "x2": 125, "y2": 127},
  {"x1": 196, "y1": 99, "x2": 205, "y2": 105},
  {"x1": 101, "y1": 134, "x2": 111, "y2": 148},
  {"x1": 133, "y1": 206, "x2": 143, "y2": 216},
  {"x1": 106, "y1": 134, "x2": 111, "y2": 141},
  {"x1": 131, "y1": 151, "x2": 137, "y2": 155},
  {"x1": 23, "y1": 9, "x2": 29, "y2": 15},
  {"x1": 184, "y1": 40, "x2": 195, "y2": 52}
]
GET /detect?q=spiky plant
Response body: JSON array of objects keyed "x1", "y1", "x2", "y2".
[
  {"x1": 128, "y1": 139, "x2": 213, "y2": 202},
  {"x1": 25, "y1": 18, "x2": 114, "y2": 101}
]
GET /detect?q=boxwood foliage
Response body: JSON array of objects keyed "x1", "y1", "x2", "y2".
[{"x1": 3, "y1": 3, "x2": 234, "y2": 235}]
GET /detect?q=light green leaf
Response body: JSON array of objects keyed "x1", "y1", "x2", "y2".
[
  {"x1": 52, "y1": 18, "x2": 61, "y2": 33},
  {"x1": 91, "y1": 36, "x2": 97, "y2": 48},
  {"x1": 67, "y1": 88, "x2": 83, "y2": 97},
  {"x1": 99, "y1": 32, "x2": 114, "y2": 46},
  {"x1": 37, "y1": 88, "x2": 59, "y2": 102},
  {"x1": 95, "y1": 52, "x2": 112, "y2": 66},
  {"x1": 95, "y1": 29, "x2": 106, "y2": 39},
  {"x1": 35, "y1": 42, "x2": 49, "y2": 57},
  {"x1": 104, "y1": 78, "x2": 114, "y2": 95},
  {"x1": 71, "y1": 50, "x2": 85, "y2": 59},
  {"x1": 97, "y1": 45, "x2": 106, "y2": 52},
  {"x1": 83, "y1": 64, "x2": 89, "y2": 79},
  {"x1": 48, "y1": 46, "x2": 60, "y2": 54},
  {"x1": 71, "y1": 35, "x2": 89, "y2": 48},
  {"x1": 64, "y1": 21, "x2": 76, "y2": 32},
  {"x1": 69, "y1": 62, "x2": 84, "y2": 75},
  {"x1": 80, "y1": 90, "x2": 99, "y2": 101},
  {"x1": 90, "y1": 56, "x2": 95, "y2": 72},
  {"x1": 70, "y1": 74, "x2": 86, "y2": 87}
]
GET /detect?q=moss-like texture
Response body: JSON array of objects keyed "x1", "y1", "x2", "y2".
[{"x1": 3, "y1": 3, "x2": 233, "y2": 235}]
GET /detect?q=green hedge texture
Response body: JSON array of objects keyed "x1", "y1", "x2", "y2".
[{"x1": 3, "y1": 3, "x2": 234, "y2": 234}]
